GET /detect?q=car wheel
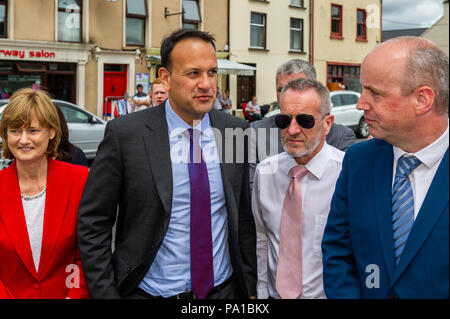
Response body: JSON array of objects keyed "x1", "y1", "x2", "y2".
[{"x1": 357, "y1": 117, "x2": 370, "y2": 138}]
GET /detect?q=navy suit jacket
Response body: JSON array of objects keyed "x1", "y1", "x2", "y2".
[{"x1": 322, "y1": 138, "x2": 449, "y2": 298}]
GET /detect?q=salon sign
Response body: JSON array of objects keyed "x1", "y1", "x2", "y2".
[{"x1": 0, "y1": 48, "x2": 56, "y2": 59}]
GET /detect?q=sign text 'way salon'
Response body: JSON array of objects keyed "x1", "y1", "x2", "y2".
[{"x1": 0, "y1": 49, "x2": 56, "y2": 59}]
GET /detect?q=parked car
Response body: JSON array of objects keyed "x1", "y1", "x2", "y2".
[
  {"x1": 0, "y1": 99, "x2": 106, "y2": 160},
  {"x1": 263, "y1": 90, "x2": 369, "y2": 138}
]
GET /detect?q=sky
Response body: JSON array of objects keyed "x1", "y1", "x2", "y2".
[{"x1": 382, "y1": 0, "x2": 445, "y2": 30}]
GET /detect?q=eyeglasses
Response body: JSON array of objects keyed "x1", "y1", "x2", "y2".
[{"x1": 274, "y1": 113, "x2": 322, "y2": 129}]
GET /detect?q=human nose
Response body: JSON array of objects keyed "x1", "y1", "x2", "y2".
[
  {"x1": 18, "y1": 131, "x2": 30, "y2": 144},
  {"x1": 357, "y1": 92, "x2": 370, "y2": 111},
  {"x1": 286, "y1": 117, "x2": 302, "y2": 136},
  {"x1": 197, "y1": 72, "x2": 214, "y2": 92}
]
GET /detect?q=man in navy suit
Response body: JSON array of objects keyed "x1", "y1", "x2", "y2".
[{"x1": 322, "y1": 36, "x2": 449, "y2": 298}]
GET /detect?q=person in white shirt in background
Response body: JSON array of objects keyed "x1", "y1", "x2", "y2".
[
  {"x1": 150, "y1": 78, "x2": 169, "y2": 107},
  {"x1": 133, "y1": 84, "x2": 151, "y2": 112},
  {"x1": 252, "y1": 78, "x2": 344, "y2": 299},
  {"x1": 220, "y1": 90, "x2": 232, "y2": 114}
]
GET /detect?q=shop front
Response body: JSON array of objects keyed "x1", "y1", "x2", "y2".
[
  {"x1": 0, "y1": 60, "x2": 77, "y2": 102},
  {"x1": 0, "y1": 39, "x2": 93, "y2": 107}
]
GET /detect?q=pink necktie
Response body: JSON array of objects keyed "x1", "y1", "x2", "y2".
[{"x1": 276, "y1": 165, "x2": 308, "y2": 299}]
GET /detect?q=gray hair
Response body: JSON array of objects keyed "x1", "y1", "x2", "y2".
[
  {"x1": 384, "y1": 36, "x2": 449, "y2": 115},
  {"x1": 276, "y1": 59, "x2": 317, "y2": 81},
  {"x1": 281, "y1": 78, "x2": 331, "y2": 116}
]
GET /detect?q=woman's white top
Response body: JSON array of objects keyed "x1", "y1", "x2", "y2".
[{"x1": 21, "y1": 187, "x2": 46, "y2": 272}]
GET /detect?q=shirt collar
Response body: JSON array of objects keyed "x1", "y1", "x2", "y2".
[
  {"x1": 393, "y1": 122, "x2": 449, "y2": 169},
  {"x1": 165, "y1": 99, "x2": 213, "y2": 139},
  {"x1": 285, "y1": 142, "x2": 331, "y2": 180}
]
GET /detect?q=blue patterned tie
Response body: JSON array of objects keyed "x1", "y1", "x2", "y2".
[{"x1": 392, "y1": 155, "x2": 421, "y2": 265}]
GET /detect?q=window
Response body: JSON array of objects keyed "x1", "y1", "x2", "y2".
[
  {"x1": 0, "y1": 0, "x2": 6, "y2": 38},
  {"x1": 331, "y1": 95, "x2": 342, "y2": 107},
  {"x1": 340, "y1": 93, "x2": 359, "y2": 105},
  {"x1": 327, "y1": 63, "x2": 361, "y2": 92},
  {"x1": 58, "y1": 0, "x2": 81, "y2": 42},
  {"x1": 290, "y1": 18, "x2": 303, "y2": 52},
  {"x1": 331, "y1": 4, "x2": 342, "y2": 38},
  {"x1": 59, "y1": 103, "x2": 90, "y2": 124},
  {"x1": 356, "y1": 9, "x2": 367, "y2": 41},
  {"x1": 250, "y1": 12, "x2": 266, "y2": 49},
  {"x1": 183, "y1": 0, "x2": 201, "y2": 30},
  {"x1": 290, "y1": 0, "x2": 304, "y2": 7},
  {"x1": 126, "y1": 0, "x2": 147, "y2": 46},
  {"x1": 16, "y1": 63, "x2": 46, "y2": 73}
]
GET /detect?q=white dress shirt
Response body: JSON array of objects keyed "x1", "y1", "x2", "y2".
[
  {"x1": 392, "y1": 123, "x2": 449, "y2": 220},
  {"x1": 252, "y1": 142, "x2": 344, "y2": 299}
]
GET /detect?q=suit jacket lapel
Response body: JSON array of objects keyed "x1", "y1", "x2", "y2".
[
  {"x1": 373, "y1": 141, "x2": 396, "y2": 281},
  {"x1": 392, "y1": 148, "x2": 449, "y2": 285},
  {"x1": 143, "y1": 105, "x2": 173, "y2": 215},
  {"x1": 38, "y1": 159, "x2": 73, "y2": 277},
  {"x1": 0, "y1": 162, "x2": 39, "y2": 278}
]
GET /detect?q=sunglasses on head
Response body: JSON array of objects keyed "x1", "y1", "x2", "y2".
[{"x1": 274, "y1": 113, "x2": 320, "y2": 129}]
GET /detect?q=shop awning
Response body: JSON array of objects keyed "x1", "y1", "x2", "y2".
[
  {"x1": 217, "y1": 59, "x2": 256, "y2": 76},
  {"x1": 146, "y1": 55, "x2": 257, "y2": 76}
]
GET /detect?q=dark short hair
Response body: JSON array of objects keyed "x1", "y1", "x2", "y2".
[
  {"x1": 160, "y1": 29, "x2": 216, "y2": 70},
  {"x1": 136, "y1": 84, "x2": 143, "y2": 89}
]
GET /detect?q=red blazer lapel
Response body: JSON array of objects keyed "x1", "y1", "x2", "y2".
[
  {"x1": 38, "y1": 159, "x2": 74, "y2": 276},
  {"x1": 0, "y1": 161, "x2": 39, "y2": 279}
]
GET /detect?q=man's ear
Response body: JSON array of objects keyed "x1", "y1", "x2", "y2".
[
  {"x1": 414, "y1": 86, "x2": 435, "y2": 116},
  {"x1": 158, "y1": 67, "x2": 171, "y2": 92},
  {"x1": 323, "y1": 114, "x2": 334, "y2": 136}
]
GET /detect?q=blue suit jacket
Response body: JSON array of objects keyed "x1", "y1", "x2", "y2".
[{"x1": 322, "y1": 138, "x2": 449, "y2": 298}]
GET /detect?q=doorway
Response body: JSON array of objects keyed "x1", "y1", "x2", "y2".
[{"x1": 103, "y1": 64, "x2": 127, "y2": 116}]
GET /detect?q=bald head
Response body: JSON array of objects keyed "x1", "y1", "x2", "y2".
[{"x1": 365, "y1": 37, "x2": 448, "y2": 115}]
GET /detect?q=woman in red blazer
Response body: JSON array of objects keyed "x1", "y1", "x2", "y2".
[{"x1": 0, "y1": 88, "x2": 90, "y2": 299}]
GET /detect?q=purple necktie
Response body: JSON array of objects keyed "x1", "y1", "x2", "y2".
[{"x1": 187, "y1": 128, "x2": 214, "y2": 299}]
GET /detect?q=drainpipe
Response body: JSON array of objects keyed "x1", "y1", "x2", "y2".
[
  {"x1": 380, "y1": 0, "x2": 383, "y2": 42},
  {"x1": 227, "y1": 0, "x2": 231, "y2": 53},
  {"x1": 310, "y1": 0, "x2": 314, "y2": 66},
  {"x1": 227, "y1": 0, "x2": 231, "y2": 91}
]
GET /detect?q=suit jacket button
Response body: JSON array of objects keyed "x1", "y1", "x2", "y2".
[
  {"x1": 127, "y1": 267, "x2": 131, "y2": 273},
  {"x1": 33, "y1": 283, "x2": 39, "y2": 289}
]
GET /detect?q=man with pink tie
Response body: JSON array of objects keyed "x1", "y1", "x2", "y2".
[{"x1": 251, "y1": 78, "x2": 344, "y2": 299}]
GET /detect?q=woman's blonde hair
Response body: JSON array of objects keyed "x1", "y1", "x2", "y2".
[{"x1": 0, "y1": 88, "x2": 61, "y2": 160}]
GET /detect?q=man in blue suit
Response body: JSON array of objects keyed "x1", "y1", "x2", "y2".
[{"x1": 322, "y1": 36, "x2": 449, "y2": 299}]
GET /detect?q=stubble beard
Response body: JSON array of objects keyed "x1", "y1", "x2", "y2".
[{"x1": 282, "y1": 127, "x2": 324, "y2": 159}]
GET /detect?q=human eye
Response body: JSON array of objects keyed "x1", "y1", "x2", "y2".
[
  {"x1": 208, "y1": 69, "x2": 218, "y2": 76},
  {"x1": 186, "y1": 70, "x2": 199, "y2": 77}
]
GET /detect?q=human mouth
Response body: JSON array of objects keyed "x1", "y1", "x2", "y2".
[
  {"x1": 19, "y1": 147, "x2": 34, "y2": 152},
  {"x1": 194, "y1": 95, "x2": 213, "y2": 102},
  {"x1": 287, "y1": 139, "x2": 304, "y2": 144}
]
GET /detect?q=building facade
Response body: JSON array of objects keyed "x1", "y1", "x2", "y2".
[
  {"x1": 0, "y1": 0, "x2": 234, "y2": 117},
  {"x1": 229, "y1": 0, "x2": 311, "y2": 107},
  {"x1": 421, "y1": 0, "x2": 449, "y2": 56},
  {"x1": 312, "y1": 0, "x2": 381, "y2": 92}
]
